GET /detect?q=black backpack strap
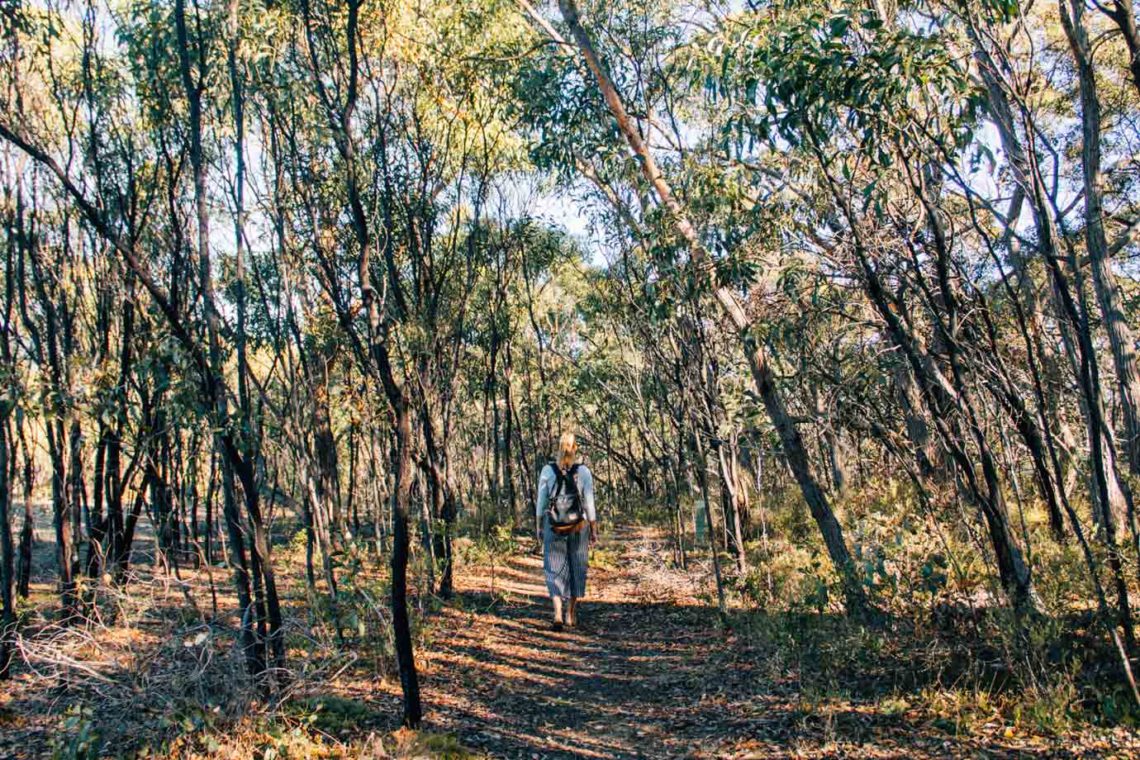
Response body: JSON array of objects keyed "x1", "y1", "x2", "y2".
[
  {"x1": 549, "y1": 463, "x2": 565, "y2": 500},
  {"x1": 566, "y1": 463, "x2": 581, "y2": 496}
]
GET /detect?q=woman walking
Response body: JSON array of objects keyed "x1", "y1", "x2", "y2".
[{"x1": 536, "y1": 432, "x2": 597, "y2": 629}]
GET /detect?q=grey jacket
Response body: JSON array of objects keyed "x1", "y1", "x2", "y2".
[{"x1": 535, "y1": 463, "x2": 596, "y2": 522}]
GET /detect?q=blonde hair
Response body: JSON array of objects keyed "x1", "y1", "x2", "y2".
[{"x1": 557, "y1": 432, "x2": 578, "y2": 470}]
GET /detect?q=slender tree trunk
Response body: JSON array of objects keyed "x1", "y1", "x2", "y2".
[
  {"x1": 0, "y1": 419, "x2": 14, "y2": 679},
  {"x1": 66, "y1": 415, "x2": 83, "y2": 588},
  {"x1": 1049, "y1": 0, "x2": 1138, "y2": 650},
  {"x1": 968, "y1": 19, "x2": 1130, "y2": 526},
  {"x1": 487, "y1": 331, "x2": 502, "y2": 519},
  {"x1": 301, "y1": 479, "x2": 317, "y2": 590},
  {"x1": 241, "y1": 469, "x2": 286, "y2": 676},
  {"x1": 1, "y1": 239, "x2": 16, "y2": 674},
  {"x1": 716, "y1": 443, "x2": 747, "y2": 573},
  {"x1": 175, "y1": 0, "x2": 264, "y2": 678},
  {"x1": 1061, "y1": 0, "x2": 1140, "y2": 486},
  {"x1": 1105, "y1": 0, "x2": 1140, "y2": 98},
  {"x1": 104, "y1": 279, "x2": 133, "y2": 576},
  {"x1": 307, "y1": 471, "x2": 340, "y2": 610},
  {"x1": 308, "y1": 0, "x2": 422, "y2": 723},
  {"x1": 87, "y1": 424, "x2": 106, "y2": 579},
  {"x1": 691, "y1": 433, "x2": 726, "y2": 617},
  {"x1": 421, "y1": 407, "x2": 454, "y2": 597},
  {"x1": 15, "y1": 425, "x2": 33, "y2": 599},
  {"x1": 314, "y1": 380, "x2": 342, "y2": 548},
  {"x1": 389, "y1": 401, "x2": 422, "y2": 726},
  {"x1": 503, "y1": 341, "x2": 521, "y2": 528},
  {"x1": 45, "y1": 419, "x2": 76, "y2": 617}
]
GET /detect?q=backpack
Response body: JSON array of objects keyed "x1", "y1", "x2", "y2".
[{"x1": 547, "y1": 462, "x2": 585, "y2": 535}]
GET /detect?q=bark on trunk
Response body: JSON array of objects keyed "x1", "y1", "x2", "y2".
[
  {"x1": 389, "y1": 402, "x2": 422, "y2": 726},
  {"x1": 1061, "y1": 0, "x2": 1140, "y2": 486},
  {"x1": 968, "y1": 18, "x2": 1131, "y2": 527},
  {"x1": 1060, "y1": 0, "x2": 1138, "y2": 650},
  {"x1": 15, "y1": 431, "x2": 32, "y2": 598},
  {"x1": 0, "y1": 419, "x2": 14, "y2": 679},
  {"x1": 1106, "y1": 0, "x2": 1140, "y2": 98}
]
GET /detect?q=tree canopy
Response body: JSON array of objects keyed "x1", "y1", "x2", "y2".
[{"x1": 2, "y1": 0, "x2": 1140, "y2": 754}]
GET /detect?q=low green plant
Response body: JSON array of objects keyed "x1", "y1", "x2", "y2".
[
  {"x1": 409, "y1": 732, "x2": 486, "y2": 759},
  {"x1": 286, "y1": 695, "x2": 378, "y2": 734},
  {"x1": 50, "y1": 706, "x2": 102, "y2": 760}
]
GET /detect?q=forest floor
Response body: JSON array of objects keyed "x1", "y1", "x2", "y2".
[
  {"x1": 418, "y1": 528, "x2": 1138, "y2": 759},
  {"x1": 2, "y1": 523, "x2": 1140, "y2": 758}
]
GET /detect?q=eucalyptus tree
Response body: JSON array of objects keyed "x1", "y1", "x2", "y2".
[
  {"x1": 0, "y1": 0, "x2": 293, "y2": 680},
  {"x1": 681, "y1": 0, "x2": 1140, "y2": 697},
  {"x1": 953, "y1": 0, "x2": 1135, "y2": 534},
  {"x1": 15, "y1": 181, "x2": 87, "y2": 618},
  {"x1": 1059, "y1": 0, "x2": 1140, "y2": 483},
  {"x1": 0, "y1": 186, "x2": 15, "y2": 677},
  {"x1": 695, "y1": 0, "x2": 1057, "y2": 614},
  {"x1": 248, "y1": 0, "x2": 535, "y2": 725}
]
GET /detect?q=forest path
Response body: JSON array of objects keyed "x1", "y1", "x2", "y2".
[
  {"x1": 412, "y1": 528, "x2": 1103, "y2": 760},
  {"x1": 422, "y1": 527, "x2": 752, "y2": 759},
  {"x1": 417, "y1": 528, "x2": 964, "y2": 760}
]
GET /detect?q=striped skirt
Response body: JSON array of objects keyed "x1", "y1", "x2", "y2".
[{"x1": 542, "y1": 517, "x2": 590, "y2": 599}]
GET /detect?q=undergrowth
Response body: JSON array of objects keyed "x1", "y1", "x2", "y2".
[{"x1": 636, "y1": 478, "x2": 1140, "y2": 733}]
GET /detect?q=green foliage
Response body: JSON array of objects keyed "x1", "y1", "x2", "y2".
[
  {"x1": 50, "y1": 706, "x2": 103, "y2": 760},
  {"x1": 3, "y1": 0, "x2": 1140, "y2": 750},
  {"x1": 589, "y1": 543, "x2": 621, "y2": 571},
  {"x1": 692, "y1": 1, "x2": 980, "y2": 163},
  {"x1": 408, "y1": 732, "x2": 486, "y2": 759},
  {"x1": 286, "y1": 695, "x2": 379, "y2": 735},
  {"x1": 329, "y1": 542, "x2": 406, "y2": 663}
]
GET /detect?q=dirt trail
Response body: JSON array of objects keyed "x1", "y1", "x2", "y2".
[
  {"x1": 416, "y1": 530, "x2": 1067, "y2": 760},
  {"x1": 4, "y1": 524, "x2": 1128, "y2": 758},
  {"x1": 422, "y1": 529, "x2": 737, "y2": 758}
]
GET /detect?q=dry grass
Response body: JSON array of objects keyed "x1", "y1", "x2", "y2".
[
  {"x1": 0, "y1": 515, "x2": 420, "y2": 759},
  {"x1": 3, "y1": 518, "x2": 1140, "y2": 759}
]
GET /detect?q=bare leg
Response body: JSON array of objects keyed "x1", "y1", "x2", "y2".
[
  {"x1": 567, "y1": 597, "x2": 578, "y2": 627},
  {"x1": 552, "y1": 595, "x2": 564, "y2": 628}
]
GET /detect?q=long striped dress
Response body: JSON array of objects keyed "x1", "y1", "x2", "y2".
[{"x1": 536, "y1": 463, "x2": 596, "y2": 599}]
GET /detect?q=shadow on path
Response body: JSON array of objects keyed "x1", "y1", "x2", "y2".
[{"x1": 419, "y1": 537, "x2": 1069, "y2": 759}]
